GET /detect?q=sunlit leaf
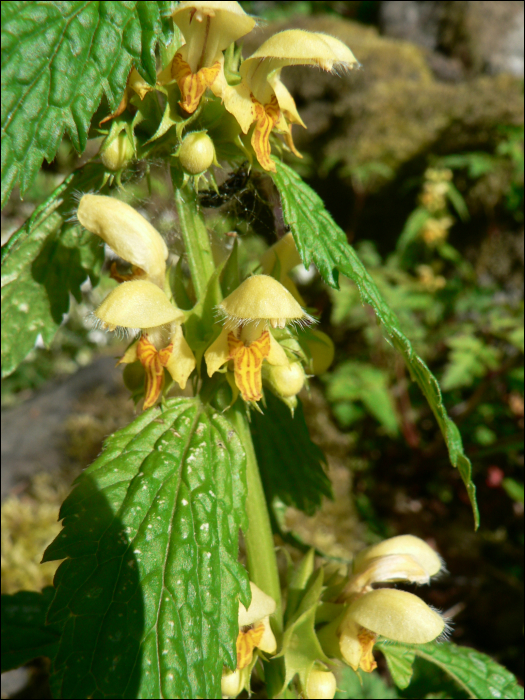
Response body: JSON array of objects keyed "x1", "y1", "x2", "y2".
[
  {"x1": 43, "y1": 398, "x2": 250, "y2": 699},
  {"x1": 271, "y1": 160, "x2": 479, "y2": 528}
]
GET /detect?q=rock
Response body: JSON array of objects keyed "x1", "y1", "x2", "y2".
[
  {"x1": 243, "y1": 15, "x2": 523, "y2": 236},
  {"x1": 1, "y1": 357, "x2": 124, "y2": 499},
  {"x1": 381, "y1": 1, "x2": 524, "y2": 78}
]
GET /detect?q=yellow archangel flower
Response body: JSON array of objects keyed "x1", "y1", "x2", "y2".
[
  {"x1": 319, "y1": 535, "x2": 446, "y2": 673},
  {"x1": 221, "y1": 582, "x2": 277, "y2": 697},
  {"x1": 94, "y1": 280, "x2": 196, "y2": 410},
  {"x1": 204, "y1": 275, "x2": 313, "y2": 403},
  {"x1": 215, "y1": 29, "x2": 358, "y2": 171},
  {"x1": 77, "y1": 194, "x2": 168, "y2": 290},
  {"x1": 170, "y1": 1, "x2": 256, "y2": 113},
  {"x1": 236, "y1": 582, "x2": 277, "y2": 668}
]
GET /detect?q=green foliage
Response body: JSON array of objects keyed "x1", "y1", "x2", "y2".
[
  {"x1": 0, "y1": 1, "x2": 173, "y2": 208},
  {"x1": 250, "y1": 393, "x2": 332, "y2": 515},
  {"x1": 379, "y1": 641, "x2": 525, "y2": 698},
  {"x1": 325, "y1": 361, "x2": 399, "y2": 435},
  {"x1": 335, "y1": 664, "x2": 399, "y2": 699},
  {"x1": 1, "y1": 165, "x2": 106, "y2": 378},
  {"x1": 1, "y1": 587, "x2": 61, "y2": 673},
  {"x1": 271, "y1": 160, "x2": 479, "y2": 527},
  {"x1": 42, "y1": 398, "x2": 250, "y2": 699},
  {"x1": 409, "y1": 642, "x2": 524, "y2": 699}
]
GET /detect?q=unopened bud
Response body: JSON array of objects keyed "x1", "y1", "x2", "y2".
[
  {"x1": 100, "y1": 132, "x2": 134, "y2": 171},
  {"x1": 221, "y1": 668, "x2": 244, "y2": 698},
  {"x1": 304, "y1": 329, "x2": 334, "y2": 375},
  {"x1": 306, "y1": 669, "x2": 337, "y2": 699},
  {"x1": 264, "y1": 361, "x2": 305, "y2": 398},
  {"x1": 178, "y1": 131, "x2": 216, "y2": 174}
]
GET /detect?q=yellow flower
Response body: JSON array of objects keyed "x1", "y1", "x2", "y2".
[
  {"x1": 319, "y1": 535, "x2": 446, "y2": 673},
  {"x1": 344, "y1": 534, "x2": 443, "y2": 596},
  {"x1": 338, "y1": 589, "x2": 446, "y2": 672},
  {"x1": 305, "y1": 669, "x2": 337, "y2": 700},
  {"x1": 236, "y1": 582, "x2": 277, "y2": 669},
  {"x1": 214, "y1": 30, "x2": 358, "y2": 170},
  {"x1": 204, "y1": 275, "x2": 312, "y2": 403},
  {"x1": 77, "y1": 195, "x2": 168, "y2": 290},
  {"x1": 170, "y1": 1, "x2": 255, "y2": 113},
  {"x1": 94, "y1": 280, "x2": 196, "y2": 409},
  {"x1": 260, "y1": 231, "x2": 304, "y2": 302}
]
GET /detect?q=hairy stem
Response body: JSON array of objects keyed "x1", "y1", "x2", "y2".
[
  {"x1": 173, "y1": 185, "x2": 282, "y2": 632},
  {"x1": 174, "y1": 185, "x2": 216, "y2": 299}
]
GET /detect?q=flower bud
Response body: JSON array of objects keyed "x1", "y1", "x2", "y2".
[
  {"x1": 221, "y1": 668, "x2": 245, "y2": 698},
  {"x1": 304, "y1": 330, "x2": 334, "y2": 375},
  {"x1": 264, "y1": 361, "x2": 305, "y2": 398},
  {"x1": 305, "y1": 669, "x2": 337, "y2": 700},
  {"x1": 100, "y1": 132, "x2": 134, "y2": 171},
  {"x1": 178, "y1": 131, "x2": 216, "y2": 174}
]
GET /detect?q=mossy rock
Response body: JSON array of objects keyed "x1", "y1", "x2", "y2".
[{"x1": 244, "y1": 16, "x2": 523, "y2": 193}]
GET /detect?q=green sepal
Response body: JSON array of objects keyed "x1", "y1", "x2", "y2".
[{"x1": 271, "y1": 568, "x2": 330, "y2": 696}]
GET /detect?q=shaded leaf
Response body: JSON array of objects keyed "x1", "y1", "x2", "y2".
[
  {"x1": 1, "y1": 164, "x2": 106, "y2": 378},
  {"x1": 43, "y1": 398, "x2": 249, "y2": 699},
  {"x1": 1, "y1": 587, "x2": 61, "y2": 673},
  {"x1": 377, "y1": 642, "x2": 415, "y2": 690},
  {"x1": 250, "y1": 392, "x2": 332, "y2": 515},
  {"x1": 398, "y1": 642, "x2": 523, "y2": 699},
  {"x1": 271, "y1": 160, "x2": 479, "y2": 528},
  {"x1": 325, "y1": 361, "x2": 399, "y2": 436},
  {"x1": 1, "y1": 1, "x2": 164, "y2": 207},
  {"x1": 335, "y1": 664, "x2": 399, "y2": 699}
]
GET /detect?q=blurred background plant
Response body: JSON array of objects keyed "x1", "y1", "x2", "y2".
[{"x1": 2, "y1": 1, "x2": 523, "y2": 697}]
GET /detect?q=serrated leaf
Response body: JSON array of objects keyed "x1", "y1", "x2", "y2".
[
  {"x1": 377, "y1": 642, "x2": 415, "y2": 690},
  {"x1": 271, "y1": 160, "x2": 479, "y2": 528},
  {"x1": 250, "y1": 392, "x2": 332, "y2": 515},
  {"x1": 399, "y1": 642, "x2": 524, "y2": 699},
  {"x1": 1, "y1": 164, "x2": 106, "y2": 378},
  {"x1": 1, "y1": 1, "x2": 165, "y2": 207},
  {"x1": 1, "y1": 587, "x2": 62, "y2": 673},
  {"x1": 43, "y1": 398, "x2": 250, "y2": 699}
]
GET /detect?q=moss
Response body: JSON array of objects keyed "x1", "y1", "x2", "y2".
[{"x1": 1, "y1": 472, "x2": 69, "y2": 593}]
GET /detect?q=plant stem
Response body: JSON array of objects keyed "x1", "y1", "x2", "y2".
[
  {"x1": 173, "y1": 186, "x2": 282, "y2": 632},
  {"x1": 230, "y1": 404, "x2": 283, "y2": 634},
  {"x1": 174, "y1": 186, "x2": 216, "y2": 299}
]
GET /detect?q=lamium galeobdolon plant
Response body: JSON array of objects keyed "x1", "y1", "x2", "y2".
[{"x1": 2, "y1": 2, "x2": 519, "y2": 700}]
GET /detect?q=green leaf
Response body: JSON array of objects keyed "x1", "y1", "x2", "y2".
[
  {"x1": 399, "y1": 642, "x2": 524, "y2": 699},
  {"x1": 325, "y1": 361, "x2": 399, "y2": 436},
  {"x1": 1, "y1": 1, "x2": 164, "y2": 207},
  {"x1": 377, "y1": 642, "x2": 415, "y2": 690},
  {"x1": 271, "y1": 160, "x2": 479, "y2": 528},
  {"x1": 1, "y1": 587, "x2": 62, "y2": 673},
  {"x1": 250, "y1": 392, "x2": 332, "y2": 515},
  {"x1": 270, "y1": 568, "x2": 329, "y2": 697},
  {"x1": 335, "y1": 664, "x2": 399, "y2": 699},
  {"x1": 1, "y1": 164, "x2": 105, "y2": 378},
  {"x1": 43, "y1": 398, "x2": 250, "y2": 699},
  {"x1": 502, "y1": 477, "x2": 524, "y2": 504}
]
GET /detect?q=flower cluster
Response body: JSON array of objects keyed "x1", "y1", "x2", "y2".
[
  {"x1": 78, "y1": 195, "x2": 195, "y2": 409},
  {"x1": 77, "y1": 196, "x2": 332, "y2": 411},
  {"x1": 104, "y1": 1, "x2": 358, "y2": 176},
  {"x1": 168, "y1": 1, "x2": 358, "y2": 171},
  {"x1": 318, "y1": 535, "x2": 447, "y2": 673}
]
